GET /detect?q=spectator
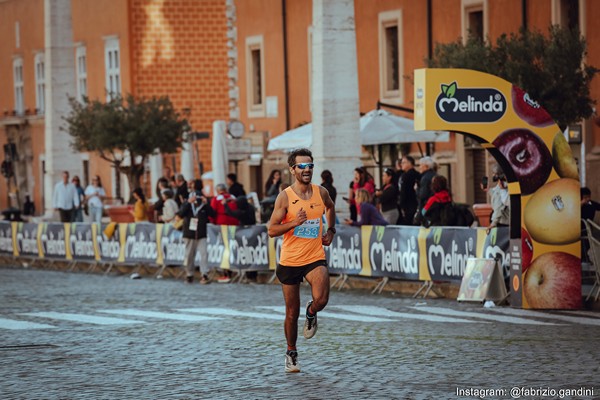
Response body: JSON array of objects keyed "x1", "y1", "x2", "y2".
[
  {"x1": 398, "y1": 155, "x2": 420, "y2": 225},
  {"x1": 174, "y1": 174, "x2": 189, "y2": 206},
  {"x1": 52, "y1": 171, "x2": 79, "y2": 223},
  {"x1": 421, "y1": 175, "x2": 454, "y2": 227},
  {"x1": 210, "y1": 183, "x2": 239, "y2": 283},
  {"x1": 227, "y1": 173, "x2": 246, "y2": 198},
  {"x1": 175, "y1": 190, "x2": 215, "y2": 284},
  {"x1": 84, "y1": 175, "x2": 106, "y2": 225},
  {"x1": 581, "y1": 187, "x2": 600, "y2": 222},
  {"x1": 348, "y1": 167, "x2": 375, "y2": 222},
  {"x1": 224, "y1": 195, "x2": 256, "y2": 226},
  {"x1": 265, "y1": 169, "x2": 282, "y2": 199},
  {"x1": 129, "y1": 188, "x2": 149, "y2": 222},
  {"x1": 375, "y1": 168, "x2": 399, "y2": 225},
  {"x1": 23, "y1": 195, "x2": 35, "y2": 217},
  {"x1": 320, "y1": 170, "x2": 337, "y2": 204},
  {"x1": 159, "y1": 189, "x2": 178, "y2": 225},
  {"x1": 347, "y1": 179, "x2": 356, "y2": 221},
  {"x1": 153, "y1": 177, "x2": 170, "y2": 219},
  {"x1": 486, "y1": 164, "x2": 510, "y2": 234},
  {"x1": 71, "y1": 176, "x2": 85, "y2": 222},
  {"x1": 344, "y1": 188, "x2": 388, "y2": 226},
  {"x1": 156, "y1": 166, "x2": 173, "y2": 199},
  {"x1": 415, "y1": 156, "x2": 437, "y2": 225}
]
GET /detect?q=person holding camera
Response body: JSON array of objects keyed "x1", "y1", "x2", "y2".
[
  {"x1": 485, "y1": 164, "x2": 510, "y2": 234},
  {"x1": 175, "y1": 190, "x2": 215, "y2": 284}
]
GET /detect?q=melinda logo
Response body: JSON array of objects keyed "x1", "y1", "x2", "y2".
[{"x1": 435, "y1": 81, "x2": 506, "y2": 123}]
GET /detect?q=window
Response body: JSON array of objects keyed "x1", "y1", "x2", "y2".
[
  {"x1": 245, "y1": 35, "x2": 265, "y2": 117},
  {"x1": 378, "y1": 10, "x2": 403, "y2": 102},
  {"x1": 15, "y1": 22, "x2": 20, "y2": 49},
  {"x1": 34, "y1": 53, "x2": 45, "y2": 114},
  {"x1": 13, "y1": 58, "x2": 24, "y2": 116},
  {"x1": 552, "y1": 0, "x2": 581, "y2": 30},
  {"x1": 462, "y1": 0, "x2": 488, "y2": 43},
  {"x1": 104, "y1": 37, "x2": 121, "y2": 101},
  {"x1": 76, "y1": 46, "x2": 87, "y2": 102}
]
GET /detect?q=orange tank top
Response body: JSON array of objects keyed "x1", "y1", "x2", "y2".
[{"x1": 280, "y1": 184, "x2": 326, "y2": 266}]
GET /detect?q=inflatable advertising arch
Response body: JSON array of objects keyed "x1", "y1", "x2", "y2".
[{"x1": 415, "y1": 69, "x2": 581, "y2": 310}]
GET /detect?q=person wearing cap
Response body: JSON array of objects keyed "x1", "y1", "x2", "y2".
[{"x1": 175, "y1": 190, "x2": 215, "y2": 284}]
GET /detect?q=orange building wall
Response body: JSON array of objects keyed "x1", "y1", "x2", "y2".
[
  {"x1": 235, "y1": 0, "x2": 288, "y2": 139},
  {"x1": 71, "y1": 0, "x2": 132, "y2": 198},
  {"x1": 129, "y1": 0, "x2": 230, "y2": 178}
]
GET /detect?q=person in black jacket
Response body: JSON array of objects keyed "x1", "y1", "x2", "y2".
[
  {"x1": 224, "y1": 195, "x2": 256, "y2": 226},
  {"x1": 175, "y1": 191, "x2": 215, "y2": 284},
  {"x1": 226, "y1": 173, "x2": 246, "y2": 198},
  {"x1": 415, "y1": 156, "x2": 437, "y2": 225},
  {"x1": 375, "y1": 168, "x2": 399, "y2": 224},
  {"x1": 397, "y1": 155, "x2": 420, "y2": 225}
]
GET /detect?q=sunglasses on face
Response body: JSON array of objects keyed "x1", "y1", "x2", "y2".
[{"x1": 293, "y1": 163, "x2": 314, "y2": 170}]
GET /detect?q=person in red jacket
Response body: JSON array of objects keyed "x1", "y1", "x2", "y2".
[
  {"x1": 421, "y1": 175, "x2": 455, "y2": 227},
  {"x1": 210, "y1": 183, "x2": 239, "y2": 225},
  {"x1": 210, "y1": 183, "x2": 239, "y2": 282}
]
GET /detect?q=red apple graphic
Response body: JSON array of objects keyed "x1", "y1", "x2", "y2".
[
  {"x1": 493, "y1": 129, "x2": 552, "y2": 195},
  {"x1": 511, "y1": 85, "x2": 554, "y2": 127},
  {"x1": 523, "y1": 252, "x2": 581, "y2": 309},
  {"x1": 521, "y1": 227, "x2": 533, "y2": 273}
]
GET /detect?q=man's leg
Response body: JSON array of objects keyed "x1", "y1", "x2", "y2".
[
  {"x1": 183, "y1": 238, "x2": 199, "y2": 282},
  {"x1": 281, "y1": 283, "x2": 300, "y2": 350},
  {"x1": 304, "y1": 265, "x2": 330, "y2": 313}
]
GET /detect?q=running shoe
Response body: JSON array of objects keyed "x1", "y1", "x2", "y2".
[
  {"x1": 285, "y1": 350, "x2": 300, "y2": 373},
  {"x1": 303, "y1": 300, "x2": 317, "y2": 339},
  {"x1": 185, "y1": 275, "x2": 194, "y2": 284},
  {"x1": 199, "y1": 274, "x2": 211, "y2": 285},
  {"x1": 217, "y1": 275, "x2": 231, "y2": 283}
]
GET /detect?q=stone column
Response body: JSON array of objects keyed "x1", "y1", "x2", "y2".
[
  {"x1": 149, "y1": 153, "x2": 163, "y2": 201},
  {"x1": 43, "y1": 0, "x2": 80, "y2": 217},
  {"x1": 311, "y1": 0, "x2": 362, "y2": 219},
  {"x1": 180, "y1": 133, "x2": 195, "y2": 181}
]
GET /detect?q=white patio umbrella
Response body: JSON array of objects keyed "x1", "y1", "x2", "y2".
[
  {"x1": 359, "y1": 109, "x2": 449, "y2": 145},
  {"x1": 267, "y1": 109, "x2": 448, "y2": 152},
  {"x1": 211, "y1": 120, "x2": 229, "y2": 187}
]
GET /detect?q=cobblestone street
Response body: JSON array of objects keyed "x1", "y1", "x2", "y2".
[{"x1": 0, "y1": 266, "x2": 598, "y2": 399}]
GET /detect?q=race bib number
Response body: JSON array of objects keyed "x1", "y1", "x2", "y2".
[
  {"x1": 189, "y1": 218, "x2": 198, "y2": 232},
  {"x1": 293, "y1": 218, "x2": 320, "y2": 239}
]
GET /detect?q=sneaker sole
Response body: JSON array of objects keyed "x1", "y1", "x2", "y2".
[{"x1": 285, "y1": 368, "x2": 300, "y2": 373}]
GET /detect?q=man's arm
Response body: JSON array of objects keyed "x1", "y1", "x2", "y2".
[
  {"x1": 267, "y1": 191, "x2": 306, "y2": 237},
  {"x1": 320, "y1": 186, "x2": 336, "y2": 246}
]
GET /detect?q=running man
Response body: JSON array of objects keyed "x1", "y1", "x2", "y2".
[{"x1": 267, "y1": 148, "x2": 336, "y2": 373}]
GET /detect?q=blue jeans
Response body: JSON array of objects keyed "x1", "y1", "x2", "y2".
[{"x1": 89, "y1": 205, "x2": 103, "y2": 225}]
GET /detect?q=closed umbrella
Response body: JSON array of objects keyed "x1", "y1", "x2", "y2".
[{"x1": 211, "y1": 120, "x2": 229, "y2": 187}]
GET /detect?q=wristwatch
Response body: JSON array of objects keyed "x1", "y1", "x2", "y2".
[{"x1": 327, "y1": 227, "x2": 336, "y2": 234}]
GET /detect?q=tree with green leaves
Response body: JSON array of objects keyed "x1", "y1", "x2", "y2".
[
  {"x1": 427, "y1": 25, "x2": 598, "y2": 130},
  {"x1": 63, "y1": 94, "x2": 189, "y2": 202}
]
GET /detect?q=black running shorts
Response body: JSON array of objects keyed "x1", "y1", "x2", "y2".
[{"x1": 276, "y1": 259, "x2": 327, "y2": 285}]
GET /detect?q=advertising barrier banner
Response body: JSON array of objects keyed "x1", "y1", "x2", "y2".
[
  {"x1": 68, "y1": 223, "x2": 96, "y2": 261},
  {"x1": 1, "y1": 221, "x2": 512, "y2": 283},
  {"x1": 0, "y1": 221, "x2": 13, "y2": 255},
  {"x1": 15, "y1": 222, "x2": 41, "y2": 258}
]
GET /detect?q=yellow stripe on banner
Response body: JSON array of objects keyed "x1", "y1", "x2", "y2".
[
  {"x1": 268, "y1": 236, "x2": 277, "y2": 270},
  {"x1": 475, "y1": 228, "x2": 487, "y2": 258},
  {"x1": 418, "y1": 227, "x2": 432, "y2": 281},
  {"x1": 118, "y1": 224, "x2": 128, "y2": 263},
  {"x1": 37, "y1": 223, "x2": 44, "y2": 259},
  {"x1": 11, "y1": 222, "x2": 18, "y2": 256},
  {"x1": 155, "y1": 223, "x2": 164, "y2": 265},
  {"x1": 221, "y1": 225, "x2": 231, "y2": 270},
  {"x1": 65, "y1": 223, "x2": 73, "y2": 260},
  {"x1": 481, "y1": 143, "x2": 495, "y2": 149},
  {"x1": 361, "y1": 226, "x2": 373, "y2": 277},
  {"x1": 91, "y1": 223, "x2": 100, "y2": 261}
]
